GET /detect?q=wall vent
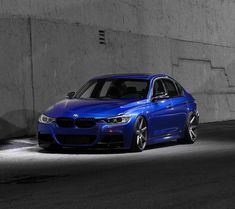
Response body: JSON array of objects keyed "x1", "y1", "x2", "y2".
[{"x1": 99, "y1": 30, "x2": 106, "y2": 45}]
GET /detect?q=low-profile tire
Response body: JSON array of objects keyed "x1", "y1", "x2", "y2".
[
  {"x1": 179, "y1": 112, "x2": 199, "y2": 144},
  {"x1": 131, "y1": 116, "x2": 148, "y2": 152}
]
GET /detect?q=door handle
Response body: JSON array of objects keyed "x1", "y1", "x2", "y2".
[{"x1": 166, "y1": 104, "x2": 174, "y2": 109}]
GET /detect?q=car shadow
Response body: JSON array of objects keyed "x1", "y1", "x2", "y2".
[
  {"x1": 35, "y1": 141, "x2": 179, "y2": 155},
  {"x1": 37, "y1": 147, "x2": 131, "y2": 155},
  {"x1": 146, "y1": 140, "x2": 179, "y2": 150}
]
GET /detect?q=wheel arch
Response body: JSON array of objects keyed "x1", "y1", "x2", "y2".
[{"x1": 136, "y1": 114, "x2": 149, "y2": 128}]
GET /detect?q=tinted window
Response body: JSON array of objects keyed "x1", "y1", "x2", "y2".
[
  {"x1": 76, "y1": 79, "x2": 149, "y2": 99},
  {"x1": 153, "y1": 79, "x2": 165, "y2": 96},
  {"x1": 100, "y1": 81, "x2": 112, "y2": 97},
  {"x1": 79, "y1": 82, "x2": 96, "y2": 98},
  {"x1": 163, "y1": 79, "x2": 178, "y2": 97},
  {"x1": 175, "y1": 82, "x2": 184, "y2": 96}
]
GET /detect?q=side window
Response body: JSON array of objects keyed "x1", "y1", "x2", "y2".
[
  {"x1": 153, "y1": 79, "x2": 165, "y2": 96},
  {"x1": 162, "y1": 79, "x2": 178, "y2": 97},
  {"x1": 175, "y1": 82, "x2": 184, "y2": 96}
]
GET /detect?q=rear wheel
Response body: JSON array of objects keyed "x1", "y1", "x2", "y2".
[
  {"x1": 131, "y1": 116, "x2": 148, "y2": 152},
  {"x1": 179, "y1": 112, "x2": 199, "y2": 144}
]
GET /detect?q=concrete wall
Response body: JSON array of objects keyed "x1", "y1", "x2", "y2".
[
  {"x1": 0, "y1": 0, "x2": 235, "y2": 139},
  {"x1": 0, "y1": 18, "x2": 34, "y2": 139}
]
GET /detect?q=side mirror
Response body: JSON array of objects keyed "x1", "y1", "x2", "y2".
[
  {"x1": 151, "y1": 92, "x2": 169, "y2": 102},
  {"x1": 66, "y1": 91, "x2": 75, "y2": 99}
]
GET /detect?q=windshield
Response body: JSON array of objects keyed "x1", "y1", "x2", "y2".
[{"x1": 75, "y1": 79, "x2": 150, "y2": 99}]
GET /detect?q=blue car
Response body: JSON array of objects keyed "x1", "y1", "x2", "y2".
[{"x1": 38, "y1": 74, "x2": 199, "y2": 152}]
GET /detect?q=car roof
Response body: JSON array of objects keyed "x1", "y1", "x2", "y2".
[{"x1": 92, "y1": 73, "x2": 169, "y2": 80}]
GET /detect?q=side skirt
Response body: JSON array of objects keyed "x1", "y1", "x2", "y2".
[{"x1": 147, "y1": 132, "x2": 182, "y2": 145}]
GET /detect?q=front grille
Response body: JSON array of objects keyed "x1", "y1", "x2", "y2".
[
  {"x1": 56, "y1": 134, "x2": 96, "y2": 145},
  {"x1": 56, "y1": 117, "x2": 96, "y2": 128},
  {"x1": 74, "y1": 118, "x2": 96, "y2": 128},
  {"x1": 56, "y1": 118, "x2": 74, "y2": 128}
]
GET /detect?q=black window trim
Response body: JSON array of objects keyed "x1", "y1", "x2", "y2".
[
  {"x1": 174, "y1": 81, "x2": 185, "y2": 97},
  {"x1": 162, "y1": 78, "x2": 184, "y2": 98},
  {"x1": 151, "y1": 77, "x2": 184, "y2": 99},
  {"x1": 152, "y1": 78, "x2": 167, "y2": 96},
  {"x1": 151, "y1": 77, "x2": 167, "y2": 98}
]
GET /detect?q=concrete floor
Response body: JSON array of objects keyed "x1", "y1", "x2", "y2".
[{"x1": 0, "y1": 121, "x2": 235, "y2": 209}]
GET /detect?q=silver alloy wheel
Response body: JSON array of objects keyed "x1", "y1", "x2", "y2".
[
  {"x1": 188, "y1": 115, "x2": 198, "y2": 141},
  {"x1": 136, "y1": 117, "x2": 147, "y2": 150}
]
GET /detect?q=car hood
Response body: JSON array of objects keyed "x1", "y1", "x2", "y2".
[{"x1": 44, "y1": 98, "x2": 148, "y2": 118}]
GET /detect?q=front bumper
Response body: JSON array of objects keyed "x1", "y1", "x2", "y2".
[{"x1": 37, "y1": 119, "x2": 135, "y2": 149}]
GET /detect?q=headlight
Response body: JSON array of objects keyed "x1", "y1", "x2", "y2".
[
  {"x1": 103, "y1": 115, "x2": 131, "y2": 124},
  {"x1": 38, "y1": 114, "x2": 55, "y2": 124}
]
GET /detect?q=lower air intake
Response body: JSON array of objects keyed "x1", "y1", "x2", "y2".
[{"x1": 56, "y1": 134, "x2": 96, "y2": 145}]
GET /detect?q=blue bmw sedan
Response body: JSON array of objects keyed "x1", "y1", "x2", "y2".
[{"x1": 38, "y1": 74, "x2": 199, "y2": 152}]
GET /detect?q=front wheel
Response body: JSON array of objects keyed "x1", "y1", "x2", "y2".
[
  {"x1": 131, "y1": 116, "x2": 148, "y2": 152},
  {"x1": 179, "y1": 112, "x2": 199, "y2": 144}
]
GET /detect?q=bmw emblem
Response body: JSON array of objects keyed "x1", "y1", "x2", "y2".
[{"x1": 73, "y1": 114, "x2": 79, "y2": 119}]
